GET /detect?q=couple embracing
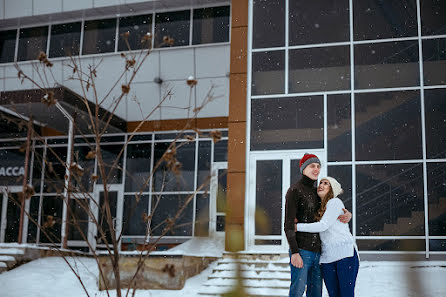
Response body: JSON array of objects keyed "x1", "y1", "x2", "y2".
[{"x1": 284, "y1": 153, "x2": 360, "y2": 297}]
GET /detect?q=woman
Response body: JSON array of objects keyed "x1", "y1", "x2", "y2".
[{"x1": 295, "y1": 177, "x2": 359, "y2": 297}]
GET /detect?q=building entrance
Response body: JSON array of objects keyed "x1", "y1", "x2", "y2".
[{"x1": 0, "y1": 187, "x2": 22, "y2": 243}]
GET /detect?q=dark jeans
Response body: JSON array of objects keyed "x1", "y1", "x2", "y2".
[
  {"x1": 289, "y1": 249, "x2": 322, "y2": 297},
  {"x1": 321, "y1": 250, "x2": 360, "y2": 297}
]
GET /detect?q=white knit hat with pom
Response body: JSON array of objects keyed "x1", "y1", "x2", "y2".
[{"x1": 322, "y1": 176, "x2": 343, "y2": 198}]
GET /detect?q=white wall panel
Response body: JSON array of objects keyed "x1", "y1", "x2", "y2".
[
  {"x1": 3, "y1": 65, "x2": 16, "y2": 78},
  {"x1": 0, "y1": 0, "x2": 5, "y2": 19},
  {"x1": 62, "y1": 0, "x2": 93, "y2": 12},
  {"x1": 159, "y1": 80, "x2": 194, "y2": 120},
  {"x1": 34, "y1": 0, "x2": 62, "y2": 15},
  {"x1": 195, "y1": 45, "x2": 230, "y2": 79},
  {"x1": 48, "y1": 60, "x2": 64, "y2": 88},
  {"x1": 0, "y1": 66, "x2": 5, "y2": 79},
  {"x1": 4, "y1": 76, "x2": 34, "y2": 91},
  {"x1": 94, "y1": 0, "x2": 121, "y2": 8},
  {"x1": 61, "y1": 57, "x2": 95, "y2": 102},
  {"x1": 133, "y1": 51, "x2": 159, "y2": 83},
  {"x1": 5, "y1": 0, "x2": 32, "y2": 18},
  {"x1": 195, "y1": 77, "x2": 229, "y2": 118},
  {"x1": 127, "y1": 82, "x2": 160, "y2": 122},
  {"x1": 160, "y1": 48, "x2": 194, "y2": 81}
]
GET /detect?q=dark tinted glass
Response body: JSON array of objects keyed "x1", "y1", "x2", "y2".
[
  {"x1": 40, "y1": 195, "x2": 63, "y2": 243},
  {"x1": 67, "y1": 198, "x2": 89, "y2": 241},
  {"x1": 420, "y1": 0, "x2": 446, "y2": 36},
  {"x1": 18, "y1": 26, "x2": 48, "y2": 61},
  {"x1": 356, "y1": 163, "x2": 424, "y2": 236},
  {"x1": 216, "y1": 215, "x2": 225, "y2": 232},
  {"x1": 195, "y1": 194, "x2": 209, "y2": 236},
  {"x1": 357, "y1": 239, "x2": 425, "y2": 251},
  {"x1": 289, "y1": 0, "x2": 349, "y2": 45},
  {"x1": 197, "y1": 141, "x2": 211, "y2": 191},
  {"x1": 251, "y1": 96, "x2": 323, "y2": 150},
  {"x1": 27, "y1": 196, "x2": 40, "y2": 243},
  {"x1": 125, "y1": 143, "x2": 151, "y2": 192},
  {"x1": 83, "y1": 19, "x2": 116, "y2": 55},
  {"x1": 193, "y1": 6, "x2": 230, "y2": 44},
  {"x1": 0, "y1": 149, "x2": 26, "y2": 186},
  {"x1": 49, "y1": 22, "x2": 81, "y2": 58},
  {"x1": 252, "y1": 0, "x2": 285, "y2": 48},
  {"x1": 430, "y1": 239, "x2": 446, "y2": 251},
  {"x1": 122, "y1": 194, "x2": 149, "y2": 236},
  {"x1": 118, "y1": 14, "x2": 152, "y2": 51},
  {"x1": 290, "y1": 159, "x2": 302, "y2": 185},
  {"x1": 289, "y1": 46, "x2": 350, "y2": 93},
  {"x1": 252, "y1": 50, "x2": 285, "y2": 95},
  {"x1": 32, "y1": 148, "x2": 43, "y2": 193},
  {"x1": 150, "y1": 194, "x2": 193, "y2": 236},
  {"x1": 97, "y1": 191, "x2": 117, "y2": 244},
  {"x1": 425, "y1": 89, "x2": 446, "y2": 159},
  {"x1": 97, "y1": 145, "x2": 123, "y2": 184},
  {"x1": 354, "y1": 41, "x2": 419, "y2": 89},
  {"x1": 427, "y1": 163, "x2": 446, "y2": 236},
  {"x1": 353, "y1": 0, "x2": 417, "y2": 40},
  {"x1": 355, "y1": 91, "x2": 422, "y2": 161},
  {"x1": 328, "y1": 94, "x2": 351, "y2": 162},
  {"x1": 216, "y1": 168, "x2": 227, "y2": 213},
  {"x1": 72, "y1": 146, "x2": 95, "y2": 192},
  {"x1": 155, "y1": 10, "x2": 190, "y2": 48},
  {"x1": 328, "y1": 165, "x2": 352, "y2": 230},
  {"x1": 5, "y1": 193, "x2": 20, "y2": 242},
  {"x1": 422, "y1": 38, "x2": 446, "y2": 86},
  {"x1": 214, "y1": 139, "x2": 227, "y2": 162},
  {"x1": 255, "y1": 160, "x2": 282, "y2": 235},
  {"x1": 0, "y1": 30, "x2": 17, "y2": 63},
  {"x1": 44, "y1": 147, "x2": 67, "y2": 193}
]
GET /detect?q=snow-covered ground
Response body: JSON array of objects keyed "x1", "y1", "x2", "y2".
[{"x1": 0, "y1": 255, "x2": 445, "y2": 297}]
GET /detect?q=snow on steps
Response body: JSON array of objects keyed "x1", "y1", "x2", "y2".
[
  {"x1": 198, "y1": 253, "x2": 291, "y2": 297},
  {"x1": 0, "y1": 247, "x2": 25, "y2": 273}
]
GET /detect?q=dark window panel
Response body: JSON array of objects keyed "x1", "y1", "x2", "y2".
[
  {"x1": 0, "y1": 149, "x2": 26, "y2": 186},
  {"x1": 32, "y1": 148, "x2": 44, "y2": 193},
  {"x1": 44, "y1": 147, "x2": 67, "y2": 193},
  {"x1": 355, "y1": 90, "x2": 422, "y2": 161},
  {"x1": 118, "y1": 14, "x2": 152, "y2": 52},
  {"x1": 353, "y1": 0, "x2": 417, "y2": 40},
  {"x1": 195, "y1": 194, "x2": 209, "y2": 236},
  {"x1": 327, "y1": 165, "x2": 352, "y2": 230},
  {"x1": 5, "y1": 193, "x2": 21, "y2": 242},
  {"x1": 356, "y1": 163, "x2": 424, "y2": 236},
  {"x1": 83, "y1": 18, "x2": 116, "y2": 55},
  {"x1": 252, "y1": 0, "x2": 285, "y2": 48},
  {"x1": 425, "y1": 89, "x2": 446, "y2": 159},
  {"x1": 427, "y1": 163, "x2": 446, "y2": 236},
  {"x1": 197, "y1": 141, "x2": 211, "y2": 191},
  {"x1": 67, "y1": 198, "x2": 89, "y2": 241},
  {"x1": 420, "y1": 0, "x2": 446, "y2": 36},
  {"x1": 216, "y1": 215, "x2": 225, "y2": 232},
  {"x1": 357, "y1": 239, "x2": 425, "y2": 251},
  {"x1": 125, "y1": 143, "x2": 151, "y2": 192},
  {"x1": 354, "y1": 41, "x2": 419, "y2": 89},
  {"x1": 327, "y1": 94, "x2": 351, "y2": 162},
  {"x1": 251, "y1": 96, "x2": 324, "y2": 150},
  {"x1": 40, "y1": 195, "x2": 63, "y2": 243},
  {"x1": 289, "y1": 46, "x2": 350, "y2": 93},
  {"x1": 155, "y1": 10, "x2": 190, "y2": 48},
  {"x1": 430, "y1": 239, "x2": 446, "y2": 251},
  {"x1": 72, "y1": 146, "x2": 95, "y2": 192},
  {"x1": 150, "y1": 194, "x2": 193, "y2": 236},
  {"x1": 216, "y1": 168, "x2": 227, "y2": 214},
  {"x1": 49, "y1": 22, "x2": 81, "y2": 58},
  {"x1": 422, "y1": 38, "x2": 446, "y2": 86},
  {"x1": 252, "y1": 50, "x2": 285, "y2": 95},
  {"x1": 214, "y1": 140, "x2": 227, "y2": 162},
  {"x1": 289, "y1": 0, "x2": 349, "y2": 45},
  {"x1": 290, "y1": 159, "x2": 302, "y2": 185},
  {"x1": 122, "y1": 195, "x2": 149, "y2": 236},
  {"x1": 27, "y1": 196, "x2": 40, "y2": 244},
  {"x1": 97, "y1": 191, "x2": 117, "y2": 244},
  {"x1": 18, "y1": 26, "x2": 48, "y2": 61},
  {"x1": 0, "y1": 30, "x2": 17, "y2": 63},
  {"x1": 193, "y1": 6, "x2": 230, "y2": 45},
  {"x1": 96, "y1": 145, "x2": 123, "y2": 185}
]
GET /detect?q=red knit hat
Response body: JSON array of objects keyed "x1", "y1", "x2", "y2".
[{"x1": 299, "y1": 153, "x2": 320, "y2": 173}]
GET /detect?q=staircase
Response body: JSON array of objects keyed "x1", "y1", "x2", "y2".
[
  {"x1": 198, "y1": 253, "x2": 291, "y2": 297},
  {"x1": 0, "y1": 247, "x2": 25, "y2": 273}
]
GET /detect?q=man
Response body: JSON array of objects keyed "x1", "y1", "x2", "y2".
[{"x1": 284, "y1": 153, "x2": 351, "y2": 297}]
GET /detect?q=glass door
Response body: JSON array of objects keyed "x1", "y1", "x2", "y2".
[
  {"x1": 247, "y1": 150, "x2": 326, "y2": 252},
  {"x1": 0, "y1": 187, "x2": 23, "y2": 243},
  {"x1": 210, "y1": 162, "x2": 228, "y2": 235}
]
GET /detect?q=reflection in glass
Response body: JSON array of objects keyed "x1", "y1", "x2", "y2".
[
  {"x1": 357, "y1": 239, "x2": 425, "y2": 251},
  {"x1": 97, "y1": 191, "x2": 117, "y2": 244},
  {"x1": 122, "y1": 195, "x2": 149, "y2": 236},
  {"x1": 195, "y1": 194, "x2": 209, "y2": 236},
  {"x1": 420, "y1": 0, "x2": 446, "y2": 36},
  {"x1": 289, "y1": 46, "x2": 350, "y2": 93},
  {"x1": 27, "y1": 196, "x2": 40, "y2": 243},
  {"x1": 290, "y1": 159, "x2": 302, "y2": 186},
  {"x1": 125, "y1": 143, "x2": 151, "y2": 192},
  {"x1": 0, "y1": 30, "x2": 17, "y2": 63},
  {"x1": 217, "y1": 169, "x2": 227, "y2": 213},
  {"x1": 355, "y1": 90, "x2": 422, "y2": 161},
  {"x1": 150, "y1": 194, "x2": 193, "y2": 236},
  {"x1": 49, "y1": 22, "x2": 81, "y2": 58},
  {"x1": 425, "y1": 89, "x2": 446, "y2": 159},
  {"x1": 0, "y1": 149, "x2": 26, "y2": 186},
  {"x1": 72, "y1": 146, "x2": 95, "y2": 192},
  {"x1": 155, "y1": 10, "x2": 190, "y2": 48},
  {"x1": 197, "y1": 141, "x2": 211, "y2": 191},
  {"x1": 422, "y1": 38, "x2": 446, "y2": 85},
  {"x1": 214, "y1": 140, "x2": 228, "y2": 162},
  {"x1": 429, "y1": 239, "x2": 446, "y2": 251},
  {"x1": 356, "y1": 163, "x2": 424, "y2": 236},
  {"x1": 18, "y1": 26, "x2": 48, "y2": 61},
  {"x1": 97, "y1": 145, "x2": 123, "y2": 184},
  {"x1": 354, "y1": 41, "x2": 419, "y2": 89},
  {"x1": 327, "y1": 94, "x2": 351, "y2": 162},
  {"x1": 289, "y1": 0, "x2": 349, "y2": 45},
  {"x1": 67, "y1": 198, "x2": 89, "y2": 241},
  {"x1": 216, "y1": 215, "x2": 225, "y2": 232},
  {"x1": 83, "y1": 19, "x2": 116, "y2": 55},
  {"x1": 328, "y1": 165, "x2": 352, "y2": 231},
  {"x1": 44, "y1": 147, "x2": 67, "y2": 193},
  {"x1": 252, "y1": 51, "x2": 285, "y2": 95},
  {"x1": 353, "y1": 0, "x2": 417, "y2": 40},
  {"x1": 252, "y1": 0, "x2": 285, "y2": 48},
  {"x1": 118, "y1": 14, "x2": 152, "y2": 51},
  {"x1": 251, "y1": 96, "x2": 323, "y2": 150},
  {"x1": 5, "y1": 193, "x2": 20, "y2": 242},
  {"x1": 40, "y1": 195, "x2": 63, "y2": 243},
  {"x1": 193, "y1": 6, "x2": 230, "y2": 45},
  {"x1": 255, "y1": 160, "x2": 282, "y2": 235},
  {"x1": 427, "y1": 163, "x2": 446, "y2": 236}
]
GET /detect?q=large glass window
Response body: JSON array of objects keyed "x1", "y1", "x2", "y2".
[
  {"x1": 82, "y1": 19, "x2": 116, "y2": 55},
  {"x1": 197, "y1": 141, "x2": 211, "y2": 191},
  {"x1": 72, "y1": 146, "x2": 95, "y2": 192},
  {"x1": 289, "y1": 46, "x2": 350, "y2": 93},
  {"x1": 40, "y1": 195, "x2": 63, "y2": 243},
  {"x1": 49, "y1": 22, "x2": 81, "y2": 58},
  {"x1": 0, "y1": 30, "x2": 17, "y2": 63},
  {"x1": 193, "y1": 6, "x2": 230, "y2": 45},
  {"x1": 422, "y1": 38, "x2": 446, "y2": 86},
  {"x1": 18, "y1": 26, "x2": 49, "y2": 61},
  {"x1": 97, "y1": 145, "x2": 123, "y2": 185},
  {"x1": 252, "y1": 0, "x2": 285, "y2": 49},
  {"x1": 327, "y1": 94, "x2": 351, "y2": 162},
  {"x1": 214, "y1": 140, "x2": 228, "y2": 162},
  {"x1": 354, "y1": 41, "x2": 419, "y2": 89},
  {"x1": 425, "y1": 89, "x2": 446, "y2": 159},
  {"x1": 122, "y1": 194, "x2": 149, "y2": 236},
  {"x1": 195, "y1": 194, "x2": 209, "y2": 236},
  {"x1": 327, "y1": 165, "x2": 352, "y2": 230},
  {"x1": 420, "y1": 0, "x2": 446, "y2": 36},
  {"x1": 289, "y1": 0, "x2": 349, "y2": 45},
  {"x1": 67, "y1": 198, "x2": 89, "y2": 241},
  {"x1": 118, "y1": 14, "x2": 153, "y2": 52},
  {"x1": 150, "y1": 194, "x2": 193, "y2": 236},
  {"x1": 251, "y1": 96, "x2": 324, "y2": 150},
  {"x1": 27, "y1": 196, "x2": 40, "y2": 244},
  {"x1": 427, "y1": 162, "x2": 446, "y2": 236},
  {"x1": 44, "y1": 146, "x2": 67, "y2": 193},
  {"x1": 0, "y1": 149, "x2": 26, "y2": 186},
  {"x1": 155, "y1": 10, "x2": 190, "y2": 48},
  {"x1": 355, "y1": 90, "x2": 422, "y2": 161},
  {"x1": 125, "y1": 143, "x2": 151, "y2": 192},
  {"x1": 252, "y1": 50, "x2": 285, "y2": 95}
]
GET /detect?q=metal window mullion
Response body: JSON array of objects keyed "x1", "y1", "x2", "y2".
[
  {"x1": 151, "y1": 12, "x2": 156, "y2": 49},
  {"x1": 416, "y1": 0, "x2": 430, "y2": 259},
  {"x1": 147, "y1": 132, "x2": 155, "y2": 237},
  {"x1": 284, "y1": 0, "x2": 289, "y2": 94},
  {"x1": 192, "y1": 136, "x2": 199, "y2": 236},
  {"x1": 115, "y1": 16, "x2": 120, "y2": 53},
  {"x1": 324, "y1": 94, "x2": 328, "y2": 166},
  {"x1": 14, "y1": 28, "x2": 20, "y2": 62},
  {"x1": 46, "y1": 24, "x2": 51, "y2": 56},
  {"x1": 79, "y1": 19, "x2": 85, "y2": 56},
  {"x1": 189, "y1": 9, "x2": 194, "y2": 46}
]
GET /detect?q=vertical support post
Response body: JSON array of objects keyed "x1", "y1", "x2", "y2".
[{"x1": 62, "y1": 118, "x2": 75, "y2": 248}]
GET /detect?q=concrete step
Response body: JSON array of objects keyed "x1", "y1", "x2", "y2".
[
  {"x1": 0, "y1": 255, "x2": 16, "y2": 268},
  {"x1": 0, "y1": 248, "x2": 25, "y2": 256},
  {"x1": 0, "y1": 262, "x2": 7, "y2": 273},
  {"x1": 203, "y1": 278, "x2": 289, "y2": 289}
]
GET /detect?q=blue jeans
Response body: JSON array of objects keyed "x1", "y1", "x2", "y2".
[
  {"x1": 289, "y1": 249, "x2": 322, "y2": 297},
  {"x1": 321, "y1": 250, "x2": 360, "y2": 297}
]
